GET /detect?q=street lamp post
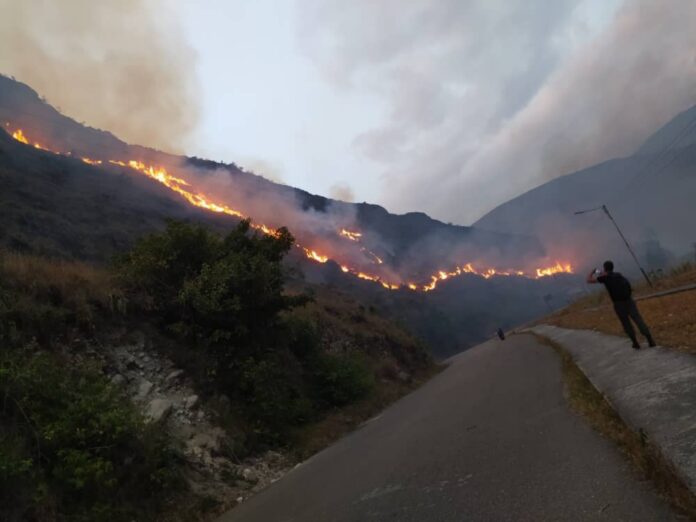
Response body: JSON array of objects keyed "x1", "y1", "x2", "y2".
[{"x1": 574, "y1": 204, "x2": 652, "y2": 287}]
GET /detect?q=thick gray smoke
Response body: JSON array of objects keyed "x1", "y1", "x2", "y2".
[
  {"x1": 299, "y1": 0, "x2": 696, "y2": 224},
  {"x1": 0, "y1": 0, "x2": 200, "y2": 153},
  {"x1": 330, "y1": 183, "x2": 356, "y2": 202},
  {"x1": 181, "y1": 163, "x2": 395, "y2": 277}
]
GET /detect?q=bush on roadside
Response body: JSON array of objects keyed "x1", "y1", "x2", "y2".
[
  {"x1": 117, "y1": 220, "x2": 307, "y2": 359},
  {"x1": 237, "y1": 353, "x2": 314, "y2": 442},
  {"x1": 0, "y1": 346, "x2": 181, "y2": 521},
  {"x1": 311, "y1": 353, "x2": 375, "y2": 408},
  {"x1": 117, "y1": 220, "x2": 382, "y2": 444},
  {"x1": 117, "y1": 220, "x2": 320, "y2": 437}
]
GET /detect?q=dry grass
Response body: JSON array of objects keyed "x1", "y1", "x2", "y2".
[
  {"x1": 287, "y1": 284, "x2": 417, "y2": 346},
  {"x1": 536, "y1": 334, "x2": 696, "y2": 519},
  {"x1": 546, "y1": 263, "x2": 696, "y2": 353},
  {"x1": 285, "y1": 282, "x2": 432, "y2": 373},
  {"x1": 0, "y1": 251, "x2": 116, "y2": 307},
  {"x1": 0, "y1": 251, "x2": 120, "y2": 340}
]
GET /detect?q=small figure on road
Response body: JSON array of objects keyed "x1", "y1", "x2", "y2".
[
  {"x1": 496, "y1": 327, "x2": 505, "y2": 341},
  {"x1": 587, "y1": 260, "x2": 656, "y2": 350}
]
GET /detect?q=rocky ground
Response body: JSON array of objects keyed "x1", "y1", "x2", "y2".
[{"x1": 70, "y1": 331, "x2": 293, "y2": 514}]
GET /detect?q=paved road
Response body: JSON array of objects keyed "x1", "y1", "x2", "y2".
[{"x1": 219, "y1": 335, "x2": 677, "y2": 521}]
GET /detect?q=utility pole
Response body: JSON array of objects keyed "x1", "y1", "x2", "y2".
[{"x1": 574, "y1": 204, "x2": 653, "y2": 287}]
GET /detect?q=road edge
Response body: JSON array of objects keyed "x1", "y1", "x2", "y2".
[{"x1": 528, "y1": 327, "x2": 696, "y2": 519}]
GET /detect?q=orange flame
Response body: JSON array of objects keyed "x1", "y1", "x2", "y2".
[
  {"x1": 5, "y1": 125, "x2": 575, "y2": 292},
  {"x1": 413, "y1": 261, "x2": 574, "y2": 292},
  {"x1": 535, "y1": 262, "x2": 573, "y2": 278},
  {"x1": 340, "y1": 228, "x2": 362, "y2": 241},
  {"x1": 303, "y1": 248, "x2": 329, "y2": 263},
  {"x1": 12, "y1": 129, "x2": 29, "y2": 144},
  {"x1": 361, "y1": 248, "x2": 383, "y2": 265},
  {"x1": 81, "y1": 157, "x2": 102, "y2": 165},
  {"x1": 11, "y1": 128, "x2": 48, "y2": 150}
]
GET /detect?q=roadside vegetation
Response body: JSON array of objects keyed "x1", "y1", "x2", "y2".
[
  {"x1": 0, "y1": 251, "x2": 180, "y2": 521},
  {"x1": 535, "y1": 334, "x2": 696, "y2": 519},
  {"x1": 546, "y1": 262, "x2": 696, "y2": 353},
  {"x1": 0, "y1": 219, "x2": 433, "y2": 521}
]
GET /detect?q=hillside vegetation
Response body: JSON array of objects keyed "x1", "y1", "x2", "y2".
[
  {"x1": 0, "y1": 220, "x2": 433, "y2": 521},
  {"x1": 0, "y1": 74, "x2": 583, "y2": 360}
]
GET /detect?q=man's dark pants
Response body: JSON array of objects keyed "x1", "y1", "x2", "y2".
[{"x1": 613, "y1": 299, "x2": 654, "y2": 345}]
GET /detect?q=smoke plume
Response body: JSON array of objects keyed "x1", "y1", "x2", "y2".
[
  {"x1": 299, "y1": 0, "x2": 696, "y2": 224},
  {"x1": 0, "y1": 0, "x2": 200, "y2": 153},
  {"x1": 330, "y1": 183, "x2": 356, "y2": 202}
]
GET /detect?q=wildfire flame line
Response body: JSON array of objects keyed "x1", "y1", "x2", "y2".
[
  {"x1": 361, "y1": 247, "x2": 383, "y2": 265},
  {"x1": 339, "y1": 228, "x2": 362, "y2": 241},
  {"x1": 6, "y1": 126, "x2": 574, "y2": 291},
  {"x1": 12, "y1": 129, "x2": 47, "y2": 150},
  {"x1": 81, "y1": 158, "x2": 102, "y2": 165}
]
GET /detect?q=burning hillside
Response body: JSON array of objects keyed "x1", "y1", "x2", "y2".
[{"x1": 3, "y1": 124, "x2": 573, "y2": 291}]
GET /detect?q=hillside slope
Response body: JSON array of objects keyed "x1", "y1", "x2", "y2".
[
  {"x1": 0, "y1": 238, "x2": 435, "y2": 521},
  {"x1": 0, "y1": 74, "x2": 544, "y2": 281},
  {"x1": 0, "y1": 75, "x2": 581, "y2": 358},
  {"x1": 475, "y1": 105, "x2": 696, "y2": 274},
  {"x1": 0, "y1": 130, "x2": 233, "y2": 260}
]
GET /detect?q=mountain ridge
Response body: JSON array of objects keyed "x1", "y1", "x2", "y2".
[
  {"x1": 0, "y1": 74, "x2": 583, "y2": 357},
  {"x1": 474, "y1": 103, "x2": 696, "y2": 274}
]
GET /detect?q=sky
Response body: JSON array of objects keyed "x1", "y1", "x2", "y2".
[{"x1": 1, "y1": 0, "x2": 695, "y2": 225}]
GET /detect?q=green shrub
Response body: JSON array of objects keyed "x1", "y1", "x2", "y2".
[
  {"x1": 0, "y1": 347, "x2": 181, "y2": 521},
  {"x1": 0, "y1": 434, "x2": 35, "y2": 521},
  {"x1": 118, "y1": 220, "x2": 306, "y2": 355},
  {"x1": 116, "y1": 219, "x2": 222, "y2": 311},
  {"x1": 282, "y1": 315, "x2": 321, "y2": 361},
  {"x1": 117, "y1": 221, "x2": 385, "y2": 446},
  {"x1": 311, "y1": 353, "x2": 375, "y2": 408},
  {"x1": 117, "y1": 219, "x2": 311, "y2": 395},
  {"x1": 238, "y1": 354, "x2": 314, "y2": 443}
]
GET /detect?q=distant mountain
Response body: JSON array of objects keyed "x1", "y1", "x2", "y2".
[{"x1": 475, "y1": 105, "x2": 696, "y2": 275}]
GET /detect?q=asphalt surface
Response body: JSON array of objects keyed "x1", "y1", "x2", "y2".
[
  {"x1": 218, "y1": 334, "x2": 678, "y2": 522},
  {"x1": 534, "y1": 324, "x2": 696, "y2": 495}
]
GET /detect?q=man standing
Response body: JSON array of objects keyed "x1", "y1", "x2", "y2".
[{"x1": 587, "y1": 260, "x2": 656, "y2": 349}]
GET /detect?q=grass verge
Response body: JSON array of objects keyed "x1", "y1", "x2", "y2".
[{"x1": 533, "y1": 333, "x2": 696, "y2": 519}]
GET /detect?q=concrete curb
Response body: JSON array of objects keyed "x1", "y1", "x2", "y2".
[{"x1": 530, "y1": 324, "x2": 696, "y2": 496}]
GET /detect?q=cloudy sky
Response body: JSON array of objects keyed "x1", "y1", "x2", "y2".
[{"x1": 2, "y1": 0, "x2": 695, "y2": 224}]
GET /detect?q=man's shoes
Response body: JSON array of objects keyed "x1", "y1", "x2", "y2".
[
  {"x1": 632, "y1": 342, "x2": 641, "y2": 350},
  {"x1": 647, "y1": 336, "x2": 657, "y2": 347}
]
